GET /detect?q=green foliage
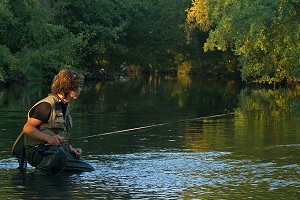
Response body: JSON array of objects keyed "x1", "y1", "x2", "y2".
[
  {"x1": 175, "y1": 54, "x2": 192, "y2": 75},
  {"x1": 0, "y1": 0, "x2": 86, "y2": 81},
  {"x1": 47, "y1": 0, "x2": 194, "y2": 77},
  {"x1": 123, "y1": 0, "x2": 192, "y2": 73},
  {"x1": 0, "y1": 0, "x2": 201, "y2": 82},
  {"x1": 17, "y1": 32, "x2": 86, "y2": 80},
  {"x1": 49, "y1": 0, "x2": 133, "y2": 77},
  {"x1": 186, "y1": 0, "x2": 300, "y2": 83},
  {"x1": 0, "y1": 45, "x2": 20, "y2": 81}
]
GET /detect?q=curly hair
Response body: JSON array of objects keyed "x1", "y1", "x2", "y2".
[{"x1": 51, "y1": 69, "x2": 84, "y2": 96}]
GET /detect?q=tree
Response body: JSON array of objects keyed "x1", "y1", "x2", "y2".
[
  {"x1": 0, "y1": 0, "x2": 21, "y2": 81},
  {"x1": 48, "y1": 0, "x2": 134, "y2": 78},
  {"x1": 124, "y1": 0, "x2": 192, "y2": 74},
  {"x1": 186, "y1": 0, "x2": 300, "y2": 83},
  {"x1": 0, "y1": 0, "x2": 86, "y2": 82}
]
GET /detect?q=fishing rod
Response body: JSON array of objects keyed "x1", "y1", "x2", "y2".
[{"x1": 76, "y1": 112, "x2": 234, "y2": 140}]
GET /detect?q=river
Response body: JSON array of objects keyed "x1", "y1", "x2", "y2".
[{"x1": 0, "y1": 75, "x2": 299, "y2": 199}]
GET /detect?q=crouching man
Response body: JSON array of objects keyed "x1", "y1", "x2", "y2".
[{"x1": 23, "y1": 69, "x2": 94, "y2": 175}]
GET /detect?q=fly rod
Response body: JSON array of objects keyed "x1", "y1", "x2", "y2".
[{"x1": 76, "y1": 112, "x2": 234, "y2": 140}]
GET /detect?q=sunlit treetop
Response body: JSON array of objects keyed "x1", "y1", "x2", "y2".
[{"x1": 186, "y1": 0, "x2": 300, "y2": 83}]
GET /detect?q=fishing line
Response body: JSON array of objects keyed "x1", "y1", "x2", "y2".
[{"x1": 76, "y1": 112, "x2": 234, "y2": 140}]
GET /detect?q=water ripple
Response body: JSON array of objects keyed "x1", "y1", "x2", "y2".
[{"x1": 1, "y1": 151, "x2": 299, "y2": 199}]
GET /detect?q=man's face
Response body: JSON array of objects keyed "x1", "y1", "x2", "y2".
[
  {"x1": 63, "y1": 87, "x2": 81, "y2": 103},
  {"x1": 69, "y1": 87, "x2": 81, "y2": 100}
]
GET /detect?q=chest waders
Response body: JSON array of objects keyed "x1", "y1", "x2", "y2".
[{"x1": 11, "y1": 94, "x2": 94, "y2": 174}]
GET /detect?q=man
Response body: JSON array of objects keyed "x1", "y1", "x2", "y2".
[{"x1": 22, "y1": 69, "x2": 94, "y2": 175}]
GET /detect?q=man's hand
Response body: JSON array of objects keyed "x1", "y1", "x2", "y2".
[
  {"x1": 69, "y1": 145, "x2": 82, "y2": 157},
  {"x1": 47, "y1": 135, "x2": 64, "y2": 146}
]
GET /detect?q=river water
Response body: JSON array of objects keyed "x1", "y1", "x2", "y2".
[{"x1": 0, "y1": 75, "x2": 299, "y2": 199}]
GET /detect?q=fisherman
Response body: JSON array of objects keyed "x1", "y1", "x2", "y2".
[{"x1": 21, "y1": 69, "x2": 94, "y2": 175}]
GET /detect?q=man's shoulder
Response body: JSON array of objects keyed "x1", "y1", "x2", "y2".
[
  {"x1": 41, "y1": 94, "x2": 60, "y2": 105},
  {"x1": 30, "y1": 95, "x2": 58, "y2": 110}
]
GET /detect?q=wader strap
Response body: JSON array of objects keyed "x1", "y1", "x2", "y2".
[
  {"x1": 11, "y1": 131, "x2": 28, "y2": 171},
  {"x1": 19, "y1": 146, "x2": 26, "y2": 172}
]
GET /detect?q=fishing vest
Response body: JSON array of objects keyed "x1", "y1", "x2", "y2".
[{"x1": 24, "y1": 94, "x2": 73, "y2": 147}]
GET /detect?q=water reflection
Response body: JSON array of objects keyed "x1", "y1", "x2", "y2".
[
  {"x1": 11, "y1": 172, "x2": 72, "y2": 199},
  {"x1": 1, "y1": 76, "x2": 300, "y2": 199}
]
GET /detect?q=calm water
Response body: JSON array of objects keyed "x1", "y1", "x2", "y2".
[{"x1": 0, "y1": 75, "x2": 299, "y2": 199}]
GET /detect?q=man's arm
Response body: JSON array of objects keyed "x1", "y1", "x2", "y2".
[{"x1": 23, "y1": 118, "x2": 63, "y2": 146}]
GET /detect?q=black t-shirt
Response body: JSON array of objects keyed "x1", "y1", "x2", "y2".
[
  {"x1": 31, "y1": 102, "x2": 67, "y2": 123},
  {"x1": 31, "y1": 102, "x2": 51, "y2": 123}
]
